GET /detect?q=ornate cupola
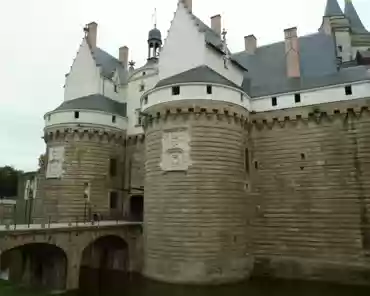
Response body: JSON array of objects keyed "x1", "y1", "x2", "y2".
[{"x1": 147, "y1": 10, "x2": 162, "y2": 60}]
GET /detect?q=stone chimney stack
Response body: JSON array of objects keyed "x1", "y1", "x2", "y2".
[
  {"x1": 183, "y1": 0, "x2": 192, "y2": 12},
  {"x1": 244, "y1": 35, "x2": 257, "y2": 54},
  {"x1": 211, "y1": 15, "x2": 222, "y2": 36},
  {"x1": 284, "y1": 27, "x2": 300, "y2": 78},
  {"x1": 119, "y1": 46, "x2": 129, "y2": 69},
  {"x1": 86, "y1": 22, "x2": 98, "y2": 48}
]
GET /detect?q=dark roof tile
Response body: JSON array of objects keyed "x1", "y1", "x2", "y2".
[{"x1": 54, "y1": 94, "x2": 127, "y2": 117}]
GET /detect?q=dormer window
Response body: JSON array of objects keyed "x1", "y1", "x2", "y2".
[{"x1": 172, "y1": 86, "x2": 180, "y2": 96}]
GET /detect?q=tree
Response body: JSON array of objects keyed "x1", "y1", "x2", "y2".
[{"x1": 0, "y1": 166, "x2": 23, "y2": 198}]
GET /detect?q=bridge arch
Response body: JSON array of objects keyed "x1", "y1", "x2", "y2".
[
  {"x1": 0, "y1": 243, "x2": 67, "y2": 292},
  {"x1": 79, "y1": 235, "x2": 129, "y2": 293}
]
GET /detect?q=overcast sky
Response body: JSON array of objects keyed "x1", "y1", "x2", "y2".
[{"x1": 0, "y1": 0, "x2": 369, "y2": 172}]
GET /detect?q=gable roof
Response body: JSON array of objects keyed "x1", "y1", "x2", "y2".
[
  {"x1": 344, "y1": 0, "x2": 368, "y2": 34},
  {"x1": 90, "y1": 46, "x2": 128, "y2": 83},
  {"x1": 178, "y1": 1, "x2": 247, "y2": 71},
  {"x1": 53, "y1": 94, "x2": 127, "y2": 117},
  {"x1": 324, "y1": 0, "x2": 343, "y2": 16},
  {"x1": 155, "y1": 65, "x2": 243, "y2": 90},
  {"x1": 232, "y1": 33, "x2": 370, "y2": 97}
]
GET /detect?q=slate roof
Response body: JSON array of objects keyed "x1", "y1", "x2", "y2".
[
  {"x1": 344, "y1": 1, "x2": 368, "y2": 34},
  {"x1": 182, "y1": 3, "x2": 247, "y2": 71},
  {"x1": 232, "y1": 33, "x2": 370, "y2": 97},
  {"x1": 91, "y1": 47, "x2": 128, "y2": 82},
  {"x1": 324, "y1": 0, "x2": 343, "y2": 16},
  {"x1": 53, "y1": 94, "x2": 127, "y2": 117},
  {"x1": 155, "y1": 65, "x2": 243, "y2": 90}
]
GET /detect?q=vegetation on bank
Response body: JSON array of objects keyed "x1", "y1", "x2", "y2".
[
  {"x1": 0, "y1": 166, "x2": 23, "y2": 198},
  {"x1": 0, "y1": 280, "x2": 49, "y2": 296}
]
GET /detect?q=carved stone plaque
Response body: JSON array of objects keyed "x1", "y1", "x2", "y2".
[
  {"x1": 46, "y1": 146, "x2": 65, "y2": 179},
  {"x1": 160, "y1": 129, "x2": 191, "y2": 171}
]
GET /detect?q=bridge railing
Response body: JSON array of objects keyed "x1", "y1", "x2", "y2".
[{"x1": 0, "y1": 199, "x2": 141, "y2": 230}]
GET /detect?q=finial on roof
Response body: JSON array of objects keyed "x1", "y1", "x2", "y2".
[
  {"x1": 324, "y1": 0, "x2": 343, "y2": 17},
  {"x1": 221, "y1": 28, "x2": 230, "y2": 69},
  {"x1": 152, "y1": 8, "x2": 157, "y2": 28},
  {"x1": 344, "y1": 0, "x2": 368, "y2": 33}
]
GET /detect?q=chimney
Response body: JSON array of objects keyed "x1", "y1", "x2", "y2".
[
  {"x1": 284, "y1": 27, "x2": 300, "y2": 78},
  {"x1": 211, "y1": 15, "x2": 222, "y2": 36},
  {"x1": 119, "y1": 46, "x2": 129, "y2": 69},
  {"x1": 86, "y1": 22, "x2": 98, "y2": 48},
  {"x1": 183, "y1": 0, "x2": 192, "y2": 12},
  {"x1": 244, "y1": 35, "x2": 257, "y2": 54}
]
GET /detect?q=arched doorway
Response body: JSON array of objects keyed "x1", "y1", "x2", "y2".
[
  {"x1": 0, "y1": 243, "x2": 67, "y2": 292},
  {"x1": 130, "y1": 195, "x2": 143, "y2": 222},
  {"x1": 79, "y1": 236, "x2": 129, "y2": 295}
]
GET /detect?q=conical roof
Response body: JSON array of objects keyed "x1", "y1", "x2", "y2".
[
  {"x1": 344, "y1": 0, "x2": 368, "y2": 33},
  {"x1": 324, "y1": 0, "x2": 343, "y2": 16}
]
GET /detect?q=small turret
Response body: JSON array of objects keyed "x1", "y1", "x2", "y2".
[{"x1": 344, "y1": 0, "x2": 368, "y2": 33}]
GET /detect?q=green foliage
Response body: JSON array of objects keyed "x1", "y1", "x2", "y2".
[{"x1": 0, "y1": 166, "x2": 23, "y2": 198}]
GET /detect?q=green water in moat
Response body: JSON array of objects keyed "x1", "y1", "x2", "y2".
[
  {"x1": 65, "y1": 269, "x2": 370, "y2": 296},
  {"x1": 3, "y1": 272, "x2": 370, "y2": 296}
]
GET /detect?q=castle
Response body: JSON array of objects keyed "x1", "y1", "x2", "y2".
[{"x1": 34, "y1": 0, "x2": 370, "y2": 285}]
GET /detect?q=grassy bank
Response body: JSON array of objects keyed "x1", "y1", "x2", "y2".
[{"x1": 0, "y1": 280, "x2": 49, "y2": 296}]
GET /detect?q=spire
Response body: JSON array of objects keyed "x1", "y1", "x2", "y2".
[
  {"x1": 324, "y1": 0, "x2": 343, "y2": 17},
  {"x1": 344, "y1": 0, "x2": 368, "y2": 33}
]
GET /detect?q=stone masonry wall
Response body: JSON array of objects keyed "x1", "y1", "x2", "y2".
[
  {"x1": 250, "y1": 98, "x2": 370, "y2": 284},
  {"x1": 143, "y1": 100, "x2": 254, "y2": 284},
  {"x1": 39, "y1": 129, "x2": 125, "y2": 223}
]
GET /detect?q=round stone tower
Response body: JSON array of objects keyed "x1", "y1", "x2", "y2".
[
  {"x1": 38, "y1": 94, "x2": 127, "y2": 223},
  {"x1": 141, "y1": 67, "x2": 254, "y2": 284}
]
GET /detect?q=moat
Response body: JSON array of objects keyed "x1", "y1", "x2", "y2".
[{"x1": 6, "y1": 269, "x2": 369, "y2": 296}]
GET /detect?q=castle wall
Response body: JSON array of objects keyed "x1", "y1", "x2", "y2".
[
  {"x1": 250, "y1": 98, "x2": 370, "y2": 283},
  {"x1": 38, "y1": 129, "x2": 125, "y2": 222},
  {"x1": 143, "y1": 100, "x2": 254, "y2": 284}
]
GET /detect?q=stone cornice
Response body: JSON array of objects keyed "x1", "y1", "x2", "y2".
[{"x1": 43, "y1": 127, "x2": 126, "y2": 144}]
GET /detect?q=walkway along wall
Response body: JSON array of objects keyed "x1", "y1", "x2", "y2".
[{"x1": 250, "y1": 98, "x2": 370, "y2": 284}]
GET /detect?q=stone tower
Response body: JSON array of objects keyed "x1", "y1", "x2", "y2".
[
  {"x1": 141, "y1": 65, "x2": 254, "y2": 284},
  {"x1": 38, "y1": 95, "x2": 127, "y2": 223}
]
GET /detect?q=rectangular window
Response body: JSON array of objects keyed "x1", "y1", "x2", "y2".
[
  {"x1": 172, "y1": 86, "x2": 180, "y2": 96},
  {"x1": 74, "y1": 111, "x2": 79, "y2": 119},
  {"x1": 114, "y1": 84, "x2": 118, "y2": 93},
  {"x1": 109, "y1": 158, "x2": 117, "y2": 177},
  {"x1": 245, "y1": 148, "x2": 250, "y2": 175},
  {"x1": 206, "y1": 85, "x2": 212, "y2": 94},
  {"x1": 83, "y1": 182, "x2": 90, "y2": 201},
  {"x1": 112, "y1": 115, "x2": 116, "y2": 123},
  {"x1": 338, "y1": 45, "x2": 343, "y2": 52},
  {"x1": 139, "y1": 84, "x2": 145, "y2": 92},
  {"x1": 143, "y1": 96, "x2": 148, "y2": 105},
  {"x1": 109, "y1": 191, "x2": 118, "y2": 209},
  {"x1": 271, "y1": 97, "x2": 277, "y2": 106},
  {"x1": 136, "y1": 109, "x2": 142, "y2": 126},
  {"x1": 345, "y1": 85, "x2": 352, "y2": 95},
  {"x1": 294, "y1": 93, "x2": 301, "y2": 103}
]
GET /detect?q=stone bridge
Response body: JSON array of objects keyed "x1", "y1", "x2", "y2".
[{"x1": 0, "y1": 221, "x2": 142, "y2": 292}]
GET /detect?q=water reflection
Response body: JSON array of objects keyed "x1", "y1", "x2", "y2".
[{"x1": 66, "y1": 267, "x2": 370, "y2": 296}]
